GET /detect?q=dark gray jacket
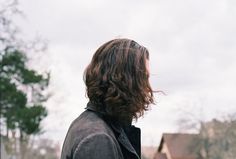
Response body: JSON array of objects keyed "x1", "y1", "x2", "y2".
[{"x1": 61, "y1": 103, "x2": 141, "y2": 159}]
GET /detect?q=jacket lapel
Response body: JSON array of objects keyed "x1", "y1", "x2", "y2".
[{"x1": 110, "y1": 123, "x2": 140, "y2": 159}]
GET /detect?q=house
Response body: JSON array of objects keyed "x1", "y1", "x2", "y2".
[
  {"x1": 141, "y1": 146, "x2": 158, "y2": 159},
  {"x1": 154, "y1": 133, "x2": 199, "y2": 159},
  {"x1": 154, "y1": 153, "x2": 167, "y2": 159},
  {"x1": 1, "y1": 135, "x2": 10, "y2": 159}
]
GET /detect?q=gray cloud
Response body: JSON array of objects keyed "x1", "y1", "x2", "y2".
[{"x1": 17, "y1": 0, "x2": 236, "y2": 146}]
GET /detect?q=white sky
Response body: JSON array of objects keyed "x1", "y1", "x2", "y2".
[{"x1": 13, "y1": 0, "x2": 236, "y2": 146}]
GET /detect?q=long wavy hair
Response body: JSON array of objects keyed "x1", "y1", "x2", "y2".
[{"x1": 84, "y1": 38, "x2": 154, "y2": 123}]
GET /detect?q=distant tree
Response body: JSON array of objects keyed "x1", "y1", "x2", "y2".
[
  {"x1": 177, "y1": 107, "x2": 236, "y2": 159},
  {"x1": 0, "y1": 1, "x2": 50, "y2": 158},
  {"x1": 193, "y1": 118, "x2": 236, "y2": 159},
  {"x1": 0, "y1": 49, "x2": 49, "y2": 138}
]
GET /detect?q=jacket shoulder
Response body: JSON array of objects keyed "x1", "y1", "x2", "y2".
[
  {"x1": 73, "y1": 133, "x2": 119, "y2": 159},
  {"x1": 70, "y1": 110, "x2": 112, "y2": 135},
  {"x1": 61, "y1": 110, "x2": 120, "y2": 159}
]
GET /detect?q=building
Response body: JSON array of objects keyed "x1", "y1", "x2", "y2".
[
  {"x1": 142, "y1": 146, "x2": 158, "y2": 159},
  {"x1": 1, "y1": 135, "x2": 10, "y2": 159},
  {"x1": 154, "y1": 133, "x2": 199, "y2": 159}
]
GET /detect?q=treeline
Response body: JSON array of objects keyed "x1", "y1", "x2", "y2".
[{"x1": 0, "y1": 1, "x2": 50, "y2": 158}]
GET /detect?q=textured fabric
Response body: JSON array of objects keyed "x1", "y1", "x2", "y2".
[
  {"x1": 60, "y1": 103, "x2": 141, "y2": 159},
  {"x1": 72, "y1": 133, "x2": 119, "y2": 159}
]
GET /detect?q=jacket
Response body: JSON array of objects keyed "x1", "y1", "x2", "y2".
[{"x1": 60, "y1": 102, "x2": 141, "y2": 159}]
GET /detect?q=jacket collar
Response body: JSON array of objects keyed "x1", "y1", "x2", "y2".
[
  {"x1": 86, "y1": 102, "x2": 140, "y2": 159},
  {"x1": 85, "y1": 102, "x2": 99, "y2": 112}
]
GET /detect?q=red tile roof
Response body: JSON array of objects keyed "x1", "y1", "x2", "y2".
[
  {"x1": 154, "y1": 153, "x2": 167, "y2": 159},
  {"x1": 157, "y1": 133, "x2": 199, "y2": 159}
]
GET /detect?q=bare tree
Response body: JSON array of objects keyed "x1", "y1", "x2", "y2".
[{"x1": 176, "y1": 104, "x2": 236, "y2": 159}]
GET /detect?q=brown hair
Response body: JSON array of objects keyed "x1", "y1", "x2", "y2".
[{"x1": 84, "y1": 38, "x2": 154, "y2": 123}]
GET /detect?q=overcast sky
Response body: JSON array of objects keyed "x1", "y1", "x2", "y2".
[{"x1": 13, "y1": 0, "x2": 236, "y2": 146}]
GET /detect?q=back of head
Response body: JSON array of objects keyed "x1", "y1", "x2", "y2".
[{"x1": 84, "y1": 38, "x2": 154, "y2": 123}]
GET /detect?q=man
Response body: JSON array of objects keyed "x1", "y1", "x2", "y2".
[{"x1": 61, "y1": 38, "x2": 154, "y2": 159}]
